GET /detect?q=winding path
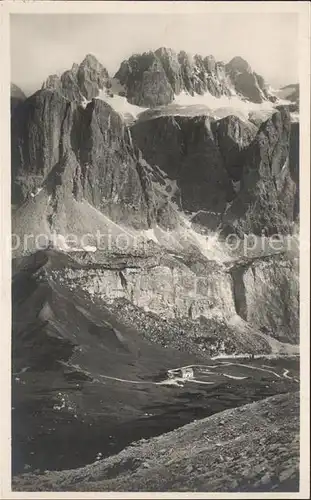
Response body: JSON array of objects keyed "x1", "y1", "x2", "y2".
[{"x1": 91, "y1": 361, "x2": 299, "y2": 387}]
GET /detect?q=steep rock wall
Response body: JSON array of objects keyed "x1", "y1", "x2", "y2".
[
  {"x1": 59, "y1": 262, "x2": 236, "y2": 321},
  {"x1": 55, "y1": 252, "x2": 298, "y2": 344},
  {"x1": 131, "y1": 114, "x2": 232, "y2": 214}
]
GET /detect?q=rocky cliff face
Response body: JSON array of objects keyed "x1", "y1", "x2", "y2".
[
  {"x1": 131, "y1": 114, "x2": 232, "y2": 214},
  {"x1": 212, "y1": 115, "x2": 258, "y2": 181},
  {"x1": 222, "y1": 108, "x2": 297, "y2": 236},
  {"x1": 70, "y1": 98, "x2": 157, "y2": 227},
  {"x1": 225, "y1": 57, "x2": 268, "y2": 104},
  {"x1": 55, "y1": 251, "x2": 298, "y2": 345},
  {"x1": 288, "y1": 122, "x2": 299, "y2": 219},
  {"x1": 230, "y1": 254, "x2": 299, "y2": 343},
  {"x1": 131, "y1": 108, "x2": 297, "y2": 235}
]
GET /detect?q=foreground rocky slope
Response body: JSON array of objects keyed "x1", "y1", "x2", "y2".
[{"x1": 13, "y1": 392, "x2": 299, "y2": 492}]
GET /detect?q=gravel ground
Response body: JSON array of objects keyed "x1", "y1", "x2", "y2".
[{"x1": 13, "y1": 391, "x2": 299, "y2": 492}]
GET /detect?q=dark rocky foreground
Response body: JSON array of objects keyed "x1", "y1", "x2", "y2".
[{"x1": 13, "y1": 392, "x2": 299, "y2": 492}]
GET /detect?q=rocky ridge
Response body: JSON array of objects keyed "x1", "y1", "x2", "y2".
[
  {"x1": 225, "y1": 56, "x2": 273, "y2": 104},
  {"x1": 115, "y1": 49, "x2": 275, "y2": 107},
  {"x1": 11, "y1": 52, "x2": 299, "y2": 238},
  {"x1": 39, "y1": 50, "x2": 277, "y2": 109},
  {"x1": 52, "y1": 249, "x2": 299, "y2": 346}
]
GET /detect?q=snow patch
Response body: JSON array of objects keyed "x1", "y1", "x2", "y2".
[
  {"x1": 173, "y1": 90, "x2": 281, "y2": 121},
  {"x1": 96, "y1": 89, "x2": 147, "y2": 122},
  {"x1": 30, "y1": 187, "x2": 43, "y2": 198}
]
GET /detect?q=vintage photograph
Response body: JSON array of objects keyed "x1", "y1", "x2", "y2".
[{"x1": 2, "y1": 1, "x2": 309, "y2": 495}]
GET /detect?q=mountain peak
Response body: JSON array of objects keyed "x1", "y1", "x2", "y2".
[
  {"x1": 227, "y1": 56, "x2": 252, "y2": 73},
  {"x1": 80, "y1": 53, "x2": 102, "y2": 67},
  {"x1": 42, "y1": 54, "x2": 110, "y2": 102},
  {"x1": 155, "y1": 46, "x2": 171, "y2": 53}
]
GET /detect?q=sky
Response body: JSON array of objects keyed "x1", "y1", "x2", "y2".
[{"x1": 10, "y1": 13, "x2": 299, "y2": 96}]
